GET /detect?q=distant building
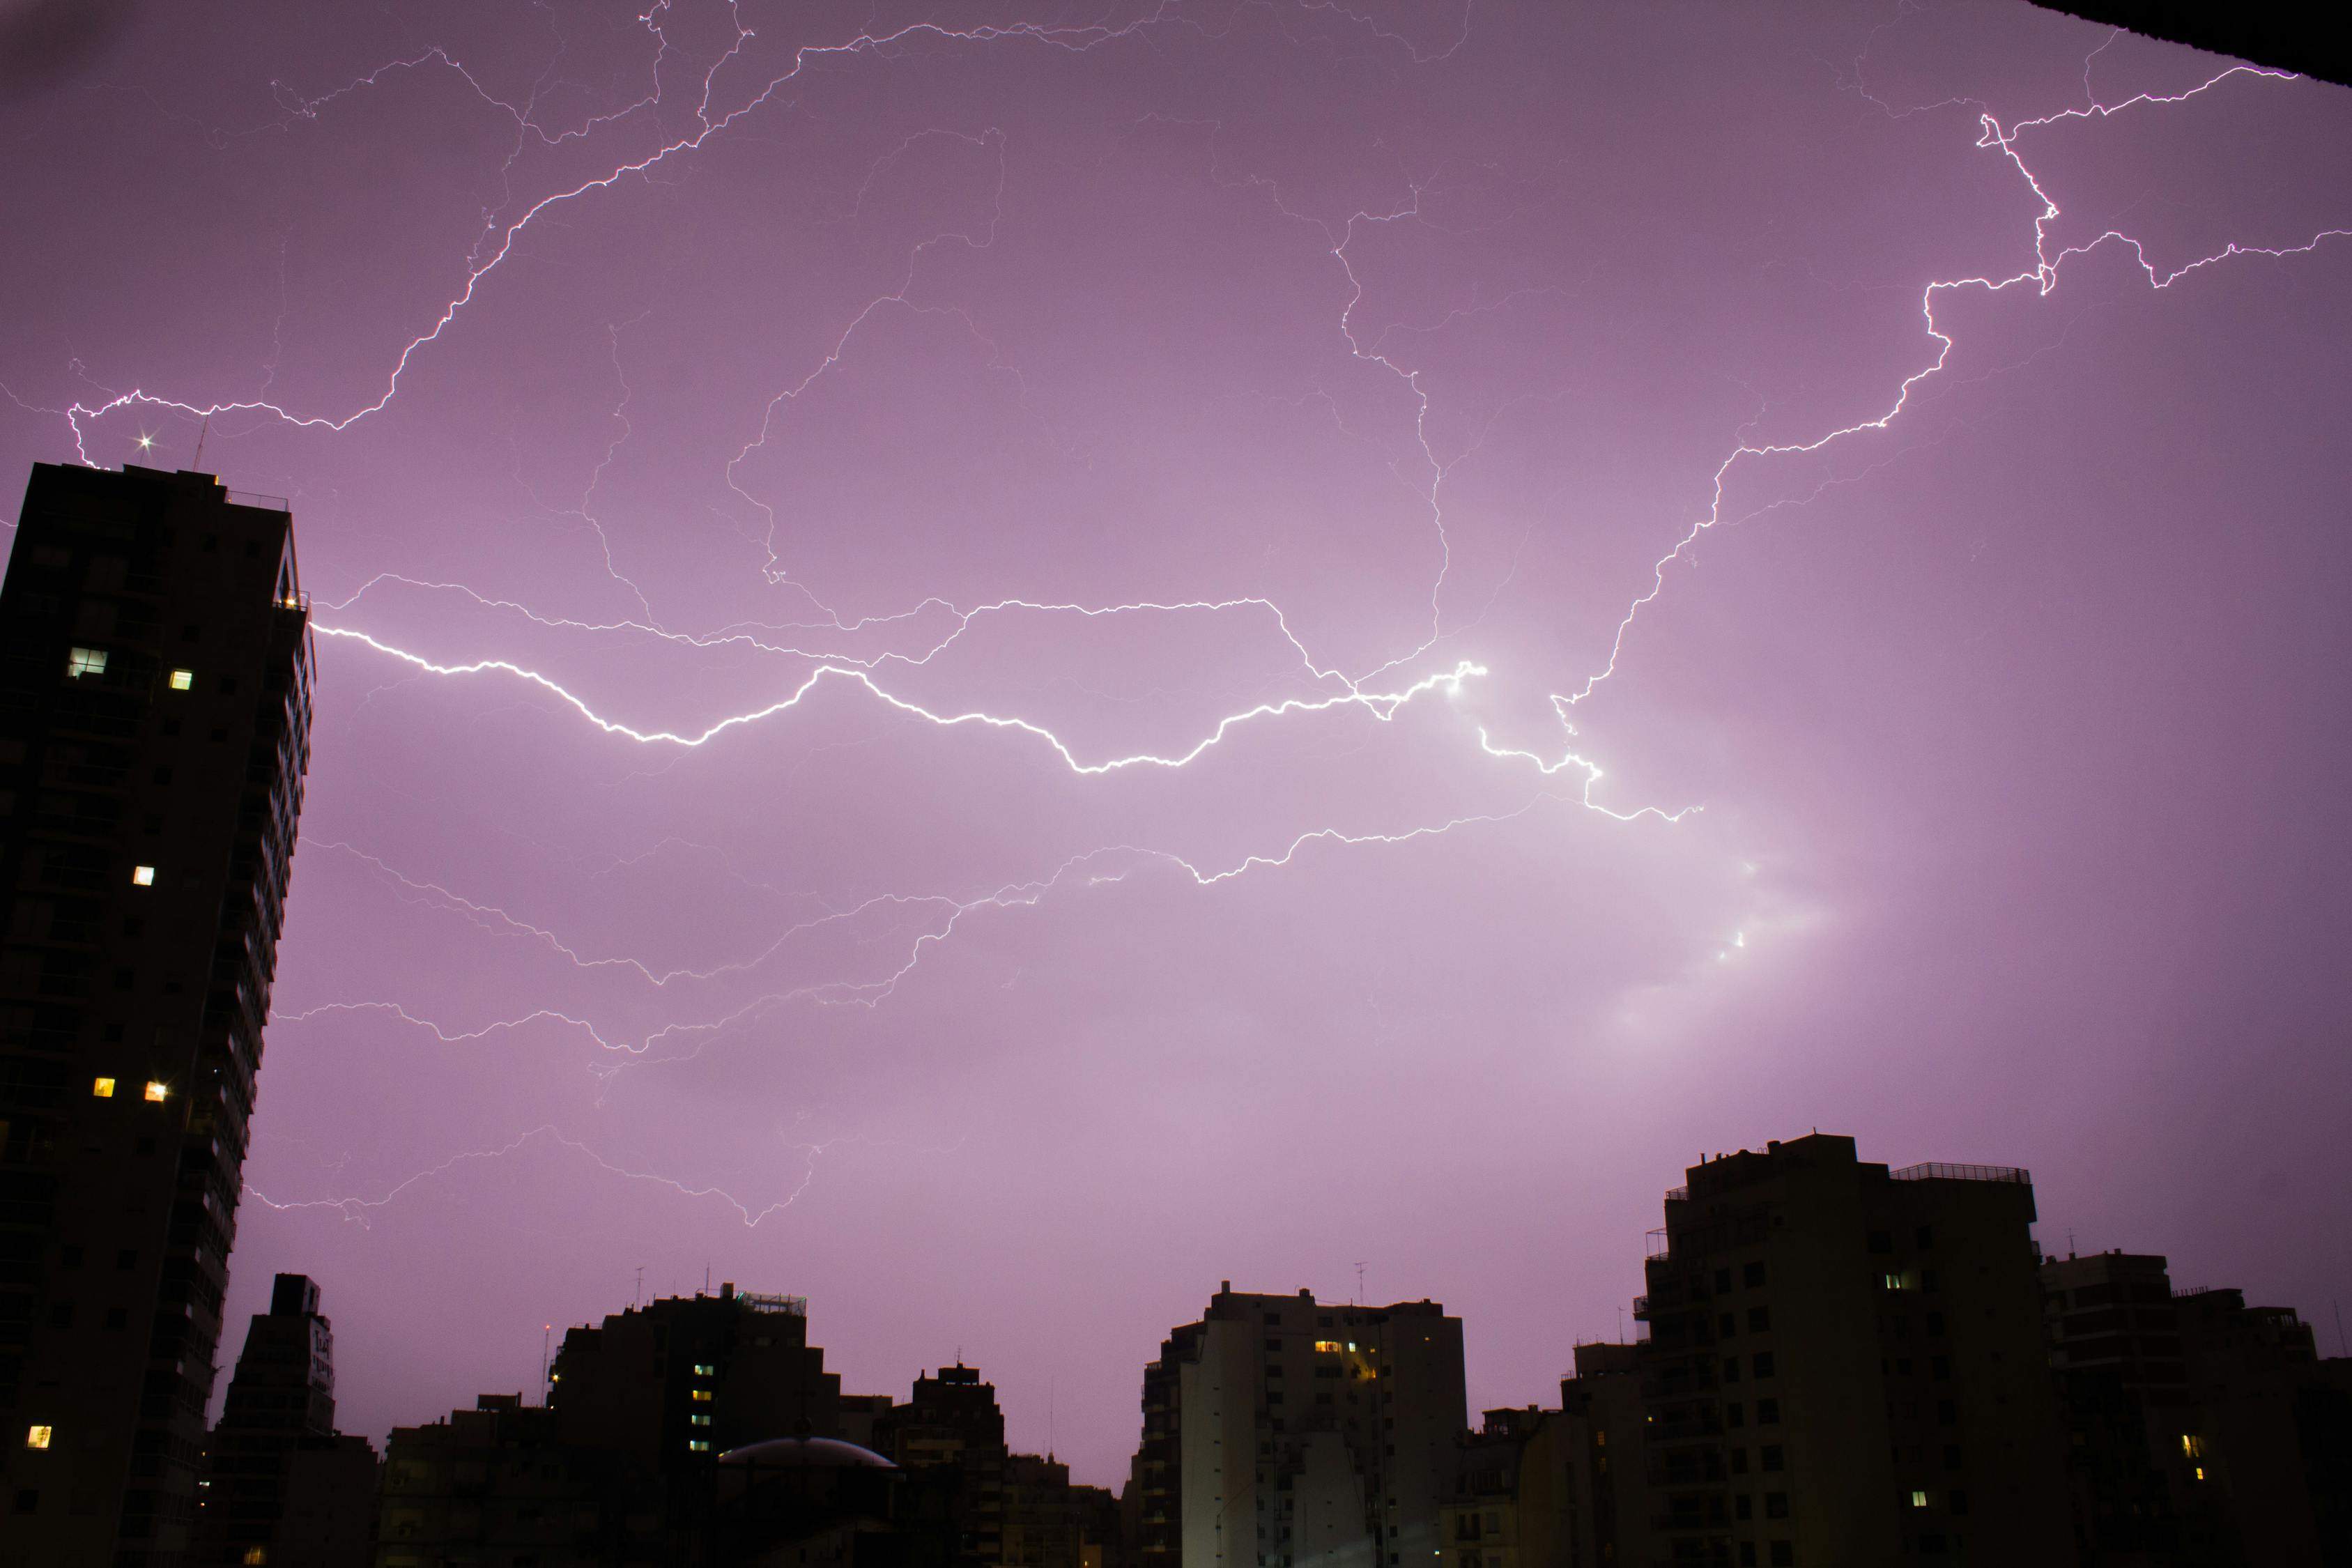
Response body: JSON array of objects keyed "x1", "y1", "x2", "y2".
[
  {"x1": 2045, "y1": 1249, "x2": 2352, "y2": 1564},
  {"x1": 0, "y1": 463, "x2": 314, "y2": 1564},
  {"x1": 197, "y1": 1273, "x2": 374, "y2": 1567},
  {"x1": 873, "y1": 1365, "x2": 1008, "y2": 1566},
  {"x1": 1135, "y1": 1284, "x2": 1466, "y2": 1568},
  {"x1": 1001, "y1": 1452, "x2": 1122, "y2": 1568},
  {"x1": 1556, "y1": 1344, "x2": 1647, "y2": 1568},
  {"x1": 1443, "y1": 1407, "x2": 1571, "y2": 1568},
  {"x1": 1633, "y1": 1133, "x2": 2073, "y2": 1567},
  {"x1": 376, "y1": 1394, "x2": 591, "y2": 1567}
]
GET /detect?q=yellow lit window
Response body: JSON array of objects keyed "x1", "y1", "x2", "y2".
[
  {"x1": 66, "y1": 647, "x2": 107, "y2": 679},
  {"x1": 2181, "y1": 1435, "x2": 2204, "y2": 1459},
  {"x1": 691, "y1": 1389, "x2": 713, "y2": 1402},
  {"x1": 132, "y1": 866, "x2": 155, "y2": 886},
  {"x1": 1883, "y1": 1273, "x2": 1905, "y2": 1290},
  {"x1": 693, "y1": 1363, "x2": 715, "y2": 1375},
  {"x1": 2193, "y1": 1466, "x2": 2206, "y2": 1481},
  {"x1": 144, "y1": 1082, "x2": 169, "y2": 1102},
  {"x1": 1314, "y1": 1340, "x2": 1342, "y2": 1353},
  {"x1": 1909, "y1": 1490, "x2": 1928, "y2": 1508},
  {"x1": 170, "y1": 669, "x2": 195, "y2": 691},
  {"x1": 26, "y1": 1424, "x2": 52, "y2": 1449},
  {"x1": 689, "y1": 1439, "x2": 711, "y2": 1452},
  {"x1": 245, "y1": 1548, "x2": 269, "y2": 1565},
  {"x1": 93, "y1": 1077, "x2": 116, "y2": 1098},
  {"x1": 691, "y1": 1414, "x2": 711, "y2": 1427}
]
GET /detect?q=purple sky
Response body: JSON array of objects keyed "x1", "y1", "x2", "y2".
[{"x1": 3, "y1": 0, "x2": 2349, "y2": 1484}]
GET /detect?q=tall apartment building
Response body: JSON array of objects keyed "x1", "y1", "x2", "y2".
[
  {"x1": 195, "y1": 1273, "x2": 374, "y2": 1567},
  {"x1": 0, "y1": 463, "x2": 314, "y2": 1564},
  {"x1": 1134, "y1": 1284, "x2": 1466, "y2": 1568},
  {"x1": 1633, "y1": 1133, "x2": 2071, "y2": 1567}
]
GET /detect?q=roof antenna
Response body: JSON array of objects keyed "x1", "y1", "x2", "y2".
[
  {"x1": 1355, "y1": 1261, "x2": 1367, "y2": 1305},
  {"x1": 191, "y1": 415, "x2": 209, "y2": 473}
]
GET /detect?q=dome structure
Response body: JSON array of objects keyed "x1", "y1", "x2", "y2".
[{"x1": 718, "y1": 1436, "x2": 898, "y2": 1469}]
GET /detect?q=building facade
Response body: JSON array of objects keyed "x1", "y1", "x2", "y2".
[
  {"x1": 1136, "y1": 1284, "x2": 1466, "y2": 1568},
  {"x1": 1634, "y1": 1134, "x2": 2073, "y2": 1567},
  {"x1": 0, "y1": 463, "x2": 314, "y2": 1565}
]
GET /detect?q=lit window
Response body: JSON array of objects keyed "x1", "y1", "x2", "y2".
[
  {"x1": 1883, "y1": 1274, "x2": 1905, "y2": 1290},
  {"x1": 1347, "y1": 1342, "x2": 1358, "y2": 1352},
  {"x1": 1314, "y1": 1341, "x2": 1342, "y2": 1353},
  {"x1": 1909, "y1": 1491, "x2": 1928, "y2": 1508},
  {"x1": 691, "y1": 1414, "x2": 712, "y2": 1427},
  {"x1": 66, "y1": 647, "x2": 107, "y2": 679},
  {"x1": 693, "y1": 1364, "x2": 715, "y2": 1376},
  {"x1": 691, "y1": 1389, "x2": 713, "y2": 1402},
  {"x1": 132, "y1": 866, "x2": 155, "y2": 886},
  {"x1": 169, "y1": 669, "x2": 195, "y2": 691},
  {"x1": 2193, "y1": 1466, "x2": 2206, "y2": 1482},
  {"x1": 245, "y1": 1548, "x2": 268, "y2": 1565},
  {"x1": 2181, "y1": 1435, "x2": 2204, "y2": 1459},
  {"x1": 144, "y1": 1082, "x2": 169, "y2": 1102},
  {"x1": 26, "y1": 1424, "x2": 52, "y2": 1449},
  {"x1": 689, "y1": 1439, "x2": 711, "y2": 1452},
  {"x1": 93, "y1": 1077, "x2": 115, "y2": 1098}
]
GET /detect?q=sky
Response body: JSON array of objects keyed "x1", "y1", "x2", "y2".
[{"x1": 2, "y1": 0, "x2": 2349, "y2": 1484}]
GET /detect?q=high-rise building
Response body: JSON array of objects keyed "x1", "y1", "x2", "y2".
[
  {"x1": 1134, "y1": 1284, "x2": 1466, "y2": 1568},
  {"x1": 1632, "y1": 1134, "x2": 2072, "y2": 1567},
  {"x1": 195, "y1": 1273, "x2": 375, "y2": 1567},
  {"x1": 0, "y1": 463, "x2": 314, "y2": 1564}
]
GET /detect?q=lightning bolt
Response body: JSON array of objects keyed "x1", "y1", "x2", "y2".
[{"x1": 53, "y1": 13, "x2": 2344, "y2": 1224}]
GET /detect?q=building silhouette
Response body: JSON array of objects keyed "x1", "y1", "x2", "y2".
[
  {"x1": 2045, "y1": 1249, "x2": 2352, "y2": 1565},
  {"x1": 0, "y1": 463, "x2": 314, "y2": 1564},
  {"x1": 872, "y1": 1365, "x2": 1008, "y2": 1566},
  {"x1": 1632, "y1": 1134, "x2": 2072, "y2": 1567},
  {"x1": 1555, "y1": 1342, "x2": 1647, "y2": 1568},
  {"x1": 1134, "y1": 1284, "x2": 1466, "y2": 1568},
  {"x1": 195, "y1": 1273, "x2": 374, "y2": 1567}
]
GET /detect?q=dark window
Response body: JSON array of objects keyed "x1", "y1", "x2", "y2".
[
  {"x1": 1735, "y1": 1494, "x2": 1751, "y2": 1521},
  {"x1": 13, "y1": 1490, "x2": 36, "y2": 1515},
  {"x1": 1315, "y1": 1393, "x2": 1332, "y2": 1406},
  {"x1": 1867, "y1": 1230, "x2": 1893, "y2": 1254},
  {"x1": 1748, "y1": 1307, "x2": 1771, "y2": 1332},
  {"x1": 1761, "y1": 1445, "x2": 1784, "y2": 1473},
  {"x1": 1765, "y1": 1492, "x2": 1788, "y2": 1519},
  {"x1": 1923, "y1": 1269, "x2": 1940, "y2": 1292},
  {"x1": 1714, "y1": 1269, "x2": 1732, "y2": 1293},
  {"x1": 1727, "y1": 1403, "x2": 1745, "y2": 1428},
  {"x1": 161, "y1": 718, "x2": 180, "y2": 737},
  {"x1": 1926, "y1": 1312, "x2": 1945, "y2": 1337},
  {"x1": 1752, "y1": 1351, "x2": 1775, "y2": 1377},
  {"x1": 1943, "y1": 1445, "x2": 1962, "y2": 1468},
  {"x1": 217, "y1": 676, "x2": 238, "y2": 694},
  {"x1": 1769, "y1": 1542, "x2": 1793, "y2": 1566},
  {"x1": 1916, "y1": 1227, "x2": 1935, "y2": 1250},
  {"x1": 1730, "y1": 1447, "x2": 1748, "y2": 1475},
  {"x1": 1719, "y1": 1313, "x2": 1737, "y2": 1337},
  {"x1": 1319, "y1": 1316, "x2": 1334, "y2": 1328},
  {"x1": 1743, "y1": 1261, "x2": 1767, "y2": 1288},
  {"x1": 1949, "y1": 1491, "x2": 1969, "y2": 1515},
  {"x1": 1757, "y1": 1399, "x2": 1780, "y2": 1424},
  {"x1": 1937, "y1": 1399, "x2": 1957, "y2": 1424},
  {"x1": 1264, "y1": 1313, "x2": 1284, "y2": 1325},
  {"x1": 1266, "y1": 1392, "x2": 1284, "y2": 1404},
  {"x1": 1932, "y1": 1356, "x2": 1950, "y2": 1380},
  {"x1": 1266, "y1": 1338, "x2": 1282, "y2": 1351},
  {"x1": 1739, "y1": 1546, "x2": 1756, "y2": 1568},
  {"x1": 1723, "y1": 1357, "x2": 1741, "y2": 1382}
]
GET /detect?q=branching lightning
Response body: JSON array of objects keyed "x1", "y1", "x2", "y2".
[{"x1": 39, "y1": 8, "x2": 2340, "y2": 1227}]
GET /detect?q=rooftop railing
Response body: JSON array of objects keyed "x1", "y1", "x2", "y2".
[
  {"x1": 227, "y1": 489, "x2": 290, "y2": 512},
  {"x1": 1889, "y1": 1162, "x2": 2030, "y2": 1185},
  {"x1": 737, "y1": 1291, "x2": 807, "y2": 1316}
]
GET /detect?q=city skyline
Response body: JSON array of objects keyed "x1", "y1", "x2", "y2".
[{"x1": 1, "y1": 0, "x2": 2349, "y2": 1493}]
